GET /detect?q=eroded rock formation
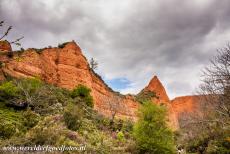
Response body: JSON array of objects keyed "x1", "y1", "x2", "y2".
[
  {"x1": 0, "y1": 41, "x2": 138, "y2": 120},
  {"x1": 0, "y1": 41, "x2": 204, "y2": 129},
  {"x1": 143, "y1": 75, "x2": 170, "y2": 104}
]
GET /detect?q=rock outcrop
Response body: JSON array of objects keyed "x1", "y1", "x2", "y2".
[
  {"x1": 143, "y1": 75, "x2": 170, "y2": 104},
  {"x1": 0, "y1": 41, "x2": 205, "y2": 129},
  {"x1": 0, "y1": 41, "x2": 138, "y2": 120}
]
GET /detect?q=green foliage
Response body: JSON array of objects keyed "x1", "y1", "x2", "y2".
[
  {"x1": 117, "y1": 131, "x2": 125, "y2": 142},
  {"x1": 63, "y1": 103, "x2": 83, "y2": 131},
  {"x1": 206, "y1": 138, "x2": 230, "y2": 154},
  {"x1": 133, "y1": 101, "x2": 175, "y2": 154},
  {"x1": 0, "y1": 120, "x2": 16, "y2": 139},
  {"x1": 79, "y1": 118, "x2": 113, "y2": 153},
  {"x1": 18, "y1": 78, "x2": 43, "y2": 94},
  {"x1": 0, "y1": 77, "x2": 139, "y2": 153},
  {"x1": 11, "y1": 78, "x2": 68, "y2": 114},
  {"x1": 184, "y1": 127, "x2": 230, "y2": 154},
  {"x1": 0, "y1": 103, "x2": 25, "y2": 139},
  {"x1": 58, "y1": 42, "x2": 68, "y2": 48},
  {"x1": 135, "y1": 90, "x2": 157, "y2": 104},
  {"x1": 177, "y1": 110, "x2": 230, "y2": 154},
  {"x1": 23, "y1": 108, "x2": 40, "y2": 128},
  {"x1": 0, "y1": 81, "x2": 19, "y2": 99},
  {"x1": 25, "y1": 115, "x2": 75, "y2": 146},
  {"x1": 122, "y1": 120, "x2": 134, "y2": 133},
  {"x1": 71, "y1": 84, "x2": 93, "y2": 108}
]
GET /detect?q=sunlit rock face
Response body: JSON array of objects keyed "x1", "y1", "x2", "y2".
[
  {"x1": 143, "y1": 75, "x2": 170, "y2": 104},
  {"x1": 0, "y1": 41, "x2": 138, "y2": 120},
  {"x1": 169, "y1": 95, "x2": 205, "y2": 128}
]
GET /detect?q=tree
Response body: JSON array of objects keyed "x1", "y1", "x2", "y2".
[
  {"x1": 200, "y1": 44, "x2": 230, "y2": 125},
  {"x1": 104, "y1": 94, "x2": 123, "y2": 124},
  {"x1": 133, "y1": 101, "x2": 175, "y2": 154},
  {"x1": 63, "y1": 103, "x2": 83, "y2": 131},
  {"x1": 176, "y1": 44, "x2": 230, "y2": 154},
  {"x1": 71, "y1": 84, "x2": 93, "y2": 108},
  {"x1": 0, "y1": 20, "x2": 23, "y2": 47},
  {"x1": 89, "y1": 58, "x2": 98, "y2": 70}
]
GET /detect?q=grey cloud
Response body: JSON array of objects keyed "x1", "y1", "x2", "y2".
[{"x1": 1, "y1": 0, "x2": 230, "y2": 98}]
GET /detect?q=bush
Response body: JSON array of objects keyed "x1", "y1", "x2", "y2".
[
  {"x1": 23, "y1": 108, "x2": 40, "y2": 128},
  {"x1": 79, "y1": 118, "x2": 113, "y2": 153},
  {"x1": 122, "y1": 120, "x2": 133, "y2": 133},
  {"x1": 133, "y1": 101, "x2": 176, "y2": 154},
  {"x1": 117, "y1": 131, "x2": 125, "y2": 142},
  {"x1": 17, "y1": 78, "x2": 43, "y2": 95},
  {"x1": 0, "y1": 81, "x2": 19, "y2": 99},
  {"x1": 0, "y1": 120, "x2": 16, "y2": 139},
  {"x1": 206, "y1": 139, "x2": 230, "y2": 154},
  {"x1": 63, "y1": 104, "x2": 83, "y2": 131},
  {"x1": 26, "y1": 116, "x2": 64, "y2": 145},
  {"x1": 12, "y1": 78, "x2": 67, "y2": 115},
  {"x1": 71, "y1": 85, "x2": 93, "y2": 108},
  {"x1": 58, "y1": 42, "x2": 68, "y2": 48},
  {"x1": 0, "y1": 103, "x2": 25, "y2": 139},
  {"x1": 135, "y1": 90, "x2": 157, "y2": 104}
]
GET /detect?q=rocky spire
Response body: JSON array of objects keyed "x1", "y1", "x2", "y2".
[{"x1": 144, "y1": 75, "x2": 170, "y2": 103}]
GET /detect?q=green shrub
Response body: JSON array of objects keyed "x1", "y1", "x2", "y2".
[
  {"x1": 133, "y1": 101, "x2": 176, "y2": 154},
  {"x1": 0, "y1": 120, "x2": 16, "y2": 139},
  {"x1": 17, "y1": 78, "x2": 43, "y2": 95},
  {"x1": 23, "y1": 108, "x2": 40, "y2": 128},
  {"x1": 135, "y1": 90, "x2": 157, "y2": 104},
  {"x1": 117, "y1": 131, "x2": 125, "y2": 142},
  {"x1": 71, "y1": 85, "x2": 93, "y2": 108},
  {"x1": 206, "y1": 139, "x2": 230, "y2": 154},
  {"x1": 0, "y1": 103, "x2": 26, "y2": 139},
  {"x1": 12, "y1": 78, "x2": 67, "y2": 115},
  {"x1": 58, "y1": 42, "x2": 68, "y2": 48},
  {"x1": 79, "y1": 118, "x2": 113, "y2": 153},
  {"x1": 64, "y1": 104, "x2": 83, "y2": 131},
  {"x1": 26, "y1": 116, "x2": 64, "y2": 145},
  {"x1": 122, "y1": 120, "x2": 133, "y2": 133},
  {"x1": 0, "y1": 81, "x2": 19, "y2": 99}
]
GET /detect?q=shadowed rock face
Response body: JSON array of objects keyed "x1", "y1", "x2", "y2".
[{"x1": 0, "y1": 41, "x2": 205, "y2": 129}]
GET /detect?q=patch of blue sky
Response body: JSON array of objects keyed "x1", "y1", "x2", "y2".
[{"x1": 105, "y1": 77, "x2": 131, "y2": 92}]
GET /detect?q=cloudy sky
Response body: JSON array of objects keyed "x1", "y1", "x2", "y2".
[{"x1": 1, "y1": 0, "x2": 230, "y2": 99}]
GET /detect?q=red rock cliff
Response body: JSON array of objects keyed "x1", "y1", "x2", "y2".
[
  {"x1": 169, "y1": 95, "x2": 205, "y2": 128},
  {"x1": 0, "y1": 41, "x2": 205, "y2": 129},
  {"x1": 0, "y1": 41, "x2": 138, "y2": 120}
]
